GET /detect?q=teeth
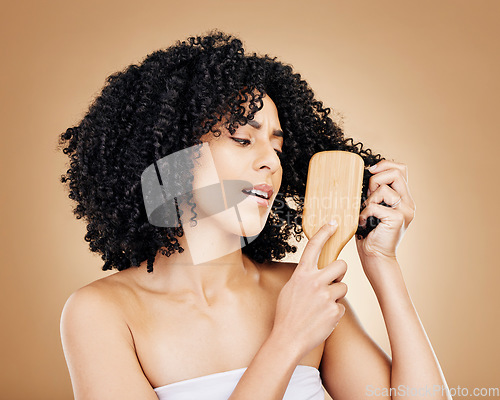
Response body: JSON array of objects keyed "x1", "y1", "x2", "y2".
[
  {"x1": 252, "y1": 189, "x2": 269, "y2": 199},
  {"x1": 243, "y1": 189, "x2": 269, "y2": 199}
]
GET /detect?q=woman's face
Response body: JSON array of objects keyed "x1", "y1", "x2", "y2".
[{"x1": 188, "y1": 94, "x2": 284, "y2": 239}]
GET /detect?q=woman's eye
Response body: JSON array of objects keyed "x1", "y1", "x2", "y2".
[
  {"x1": 231, "y1": 138, "x2": 251, "y2": 146},
  {"x1": 231, "y1": 138, "x2": 283, "y2": 157}
]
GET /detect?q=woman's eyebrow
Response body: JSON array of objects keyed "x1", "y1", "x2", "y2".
[{"x1": 247, "y1": 119, "x2": 284, "y2": 138}]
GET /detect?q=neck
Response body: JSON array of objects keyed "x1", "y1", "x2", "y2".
[{"x1": 132, "y1": 209, "x2": 260, "y2": 304}]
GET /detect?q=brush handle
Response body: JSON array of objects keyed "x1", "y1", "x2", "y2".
[{"x1": 302, "y1": 151, "x2": 364, "y2": 268}]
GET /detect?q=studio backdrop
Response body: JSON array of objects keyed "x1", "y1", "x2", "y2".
[{"x1": 1, "y1": 1, "x2": 499, "y2": 399}]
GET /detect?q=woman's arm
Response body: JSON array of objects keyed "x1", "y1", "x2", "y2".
[
  {"x1": 320, "y1": 258, "x2": 452, "y2": 400},
  {"x1": 60, "y1": 285, "x2": 159, "y2": 400},
  {"x1": 321, "y1": 159, "x2": 451, "y2": 399},
  {"x1": 366, "y1": 256, "x2": 451, "y2": 399},
  {"x1": 227, "y1": 329, "x2": 304, "y2": 400},
  {"x1": 229, "y1": 222, "x2": 349, "y2": 400}
]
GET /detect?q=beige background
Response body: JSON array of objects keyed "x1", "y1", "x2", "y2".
[{"x1": 1, "y1": 0, "x2": 499, "y2": 399}]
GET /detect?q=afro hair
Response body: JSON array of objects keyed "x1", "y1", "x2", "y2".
[{"x1": 57, "y1": 29, "x2": 385, "y2": 273}]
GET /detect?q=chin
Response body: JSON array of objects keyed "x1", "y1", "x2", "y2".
[
  {"x1": 239, "y1": 217, "x2": 267, "y2": 238},
  {"x1": 236, "y1": 197, "x2": 272, "y2": 234},
  {"x1": 212, "y1": 208, "x2": 266, "y2": 238}
]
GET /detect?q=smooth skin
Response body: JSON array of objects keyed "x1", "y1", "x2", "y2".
[{"x1": 60, "y1": 95, "x2": 451, "y2": 399}]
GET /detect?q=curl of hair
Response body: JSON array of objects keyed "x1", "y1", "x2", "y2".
[{"x1": 57, "y1": 29, "x2": 385, "y2": 273}]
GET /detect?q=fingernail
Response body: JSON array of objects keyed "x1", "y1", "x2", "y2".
[
  {"x1": 369, "y1": 164, "x2": 377, "y2": 172},
  {"x1": 328, "y1": 219, "x2": 338, "y2": 226}
]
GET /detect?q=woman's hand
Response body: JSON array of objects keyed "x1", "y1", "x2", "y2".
[
  {"x1": 272, "y1": 221, "x2": 348, "y2": 359},
  {"x1": 355, "y1": 160, "x2": 416, "y2": 264}
]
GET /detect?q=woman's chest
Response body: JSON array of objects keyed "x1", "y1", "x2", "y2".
[{"x1": 124, "y1": 286, "x2": 323, "y2": 389}]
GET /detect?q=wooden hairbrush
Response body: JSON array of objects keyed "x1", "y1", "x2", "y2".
[{"x1": 302, "y1": 151, "x2": 365, "y2": 268}]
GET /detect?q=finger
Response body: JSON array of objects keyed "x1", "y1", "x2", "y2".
[
  {"x1": 368, "y1": 169, "x2": 412, "y2": 204},
  {"x1": 332, "y1": 302, "x2": 346, "y2": 328},
  {"x1": 362, "y1": 184, "x2": 401, "y2": 210},
  {"x1": 359, "y1": 202, "x2": 405, "y2": 230},
  {"x1": 368, "y1": 160, "x2": 408, "y2": 182},
  {"x1": 329, "y1": 281, "x2": 348, "y2": 300},
  {"x1": 318, "y1": 259, "x2": 348, "y2": 285},
  {"x1": 336, "y1": 302, "x2": 346, "y2": 318},
  {"x1": 298, "y1": 220, "x2": 338, "y2": 269},
  {"x1": 360, "y1": 188, "x2": 414, "y2": 229}
]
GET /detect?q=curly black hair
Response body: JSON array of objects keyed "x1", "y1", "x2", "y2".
[{"x1": 57, "y1": 29, "x2": 385, "y2": 273}]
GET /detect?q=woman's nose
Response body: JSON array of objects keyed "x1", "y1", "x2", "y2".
[{"x1": 253, "y1": 141, "x2": 281, "y2": 173}]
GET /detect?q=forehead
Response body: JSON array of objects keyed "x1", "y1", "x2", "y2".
[
  {"x1": 201, "y1": 92, "x2": 283, "y2": 140},
  {"x1": 242, "y1": 94, "x2": 282, "y2": 127},
  {"x1": 246, "y1": 119, "x2": 284, "y2": 141}
]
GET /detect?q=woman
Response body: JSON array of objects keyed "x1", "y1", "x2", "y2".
[{"x1": 59, "y1": 30, "x2": 451, "y2": 399}]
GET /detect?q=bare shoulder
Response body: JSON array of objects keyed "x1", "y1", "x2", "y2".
[
  {"x1": 60, "y1": 275, "x2": 158, "y2": 399},
  {"x1": 60, "y1": 269, "x2": 142, "y2": 350},
  {"x1": 61, "y1": 277, "x2": 123, "y2": 322},
  {"x1": 60, "y1": 277, "x2": 134, "y2": 356},
  {"x1": 62, "y1": 271, "x2": 129, "y2": 316}
]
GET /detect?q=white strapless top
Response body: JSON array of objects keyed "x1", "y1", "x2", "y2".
[{"x1": 153, "y1": 364, "x2": 325, "y2": 400}]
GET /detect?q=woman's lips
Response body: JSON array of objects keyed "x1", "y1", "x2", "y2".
[
  {"x1": 243, "y1": 192, "x2": 270, "y2": 207},
  {"x1": 241, "y1": 184, "x2": 274, "y2": 199}
]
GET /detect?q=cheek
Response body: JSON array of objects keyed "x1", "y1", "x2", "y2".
[
  {"x1": 275, "y1": 166, "x2": 283, "y2": 186},
  {"x1": 210, "y1": 145, "x2": 243, "y2": 177},
  {"x1": 191, "y1": 147, "x2": 220, "y2": 190}
]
